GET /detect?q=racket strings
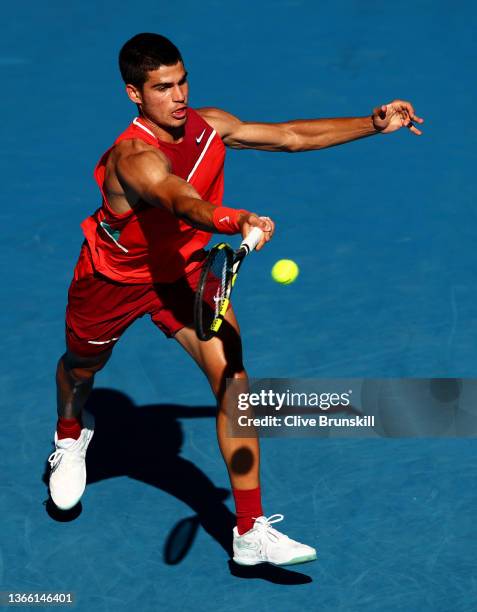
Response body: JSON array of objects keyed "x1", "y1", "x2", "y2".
[
  {"x1": 218, "y1": 254, "x2": 229, "y2": 315},
  {"x1": 195, "y1": 243, "x2": 236, "y2": 340},
  {"x1": 202, "y1": 248, "x2": 229, "y2": 327}
]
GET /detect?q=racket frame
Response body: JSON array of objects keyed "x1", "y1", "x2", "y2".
[
  {"x1": 194, "y1": 227, "x2": 263, "y2": 341},
  {"x1": 194, "y1": 242, "x2": 234, "y2": 340}
]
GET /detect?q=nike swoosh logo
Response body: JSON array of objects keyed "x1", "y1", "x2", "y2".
[
  {"x1": 219, "y1": 216, "x2": 230, "y2": 223},
  {"x1": 196, "y1": 129, "x2": 206, "y2": 144}
]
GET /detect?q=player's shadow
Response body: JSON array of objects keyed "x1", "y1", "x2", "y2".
[{"x1": 42, "y1": 388, "x2": 312, "y2": 585}]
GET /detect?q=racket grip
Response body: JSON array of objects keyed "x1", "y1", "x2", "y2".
[{"x1": 240, "y1": 227, "x2": 263, "y2": 253}]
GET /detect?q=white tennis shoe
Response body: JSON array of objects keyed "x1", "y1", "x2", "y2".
[
  {"x1": 48, "y1": 411, "x2": 95, "y2": 510},
  {"x1": 233, "y1": 514, "x2": 317, "y2": 566}
]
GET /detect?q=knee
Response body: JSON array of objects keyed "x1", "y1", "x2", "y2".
[
  {"x1": 229, "y1": 370, "x2": 248, "y2": 382},
  {"x1": 58, "y1": 351, "x2": 111, "y2": 384},
  {"x1": 68, "y1": 366, "x2": 96, "y2": 384},
  {"x1": 212, "y1": 368, "x2": 248, "y2": 401}
]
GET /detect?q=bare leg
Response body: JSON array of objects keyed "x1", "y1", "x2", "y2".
[
  {"x1": 175, "y1": 308, "x2": 260, "y2": 490},
  {"x1": 49, "y1": 349, "x2": 112, "y2": 510},
  {"x1": 56, "y1": 350, "x2": 112, "y2": 419}
]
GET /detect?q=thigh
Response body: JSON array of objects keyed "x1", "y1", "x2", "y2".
[
  {"x1": 65, "y1": 244, "x2": 157, "y2": 358},
  {"x1": 150, "y1": 258, "x2": 230, "y2": 339},
  {"x1": 174, "y1": 306, "x2": 245, "y2": 398}
]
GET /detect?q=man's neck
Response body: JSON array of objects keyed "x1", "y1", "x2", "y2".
[{"x1": 138, "y1": 113, "x2": 185, "y2": 144}]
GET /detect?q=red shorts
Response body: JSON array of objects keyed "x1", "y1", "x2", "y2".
[{"x1": 65, "y1": 243, "x2": 215, "y2": 358}]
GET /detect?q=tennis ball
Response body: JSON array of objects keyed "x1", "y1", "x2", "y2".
[{"x1": 271, "y1": 259, "x2": 299, "y2": 285}]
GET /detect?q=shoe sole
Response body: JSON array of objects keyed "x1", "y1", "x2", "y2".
[
  {"x1": 51, "y1": 498, "x2": 81, "y2": 512},
  {"x1": 233, "y1": 552, "x2": 317, "y2": 567}
]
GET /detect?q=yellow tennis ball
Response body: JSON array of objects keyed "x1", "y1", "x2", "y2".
[{"x1": 271, "y1": 259, "x2": 299, "y2": 285}]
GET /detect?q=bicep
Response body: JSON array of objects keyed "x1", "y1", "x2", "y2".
[
  {"x1": 198, "y1": 107, "x2": 296, "y2": 151},
  {"x1": 116, "y1": 150, "x2": 198, "y2": 210}
]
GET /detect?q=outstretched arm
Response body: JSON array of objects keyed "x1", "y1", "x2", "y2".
[
  {"x1": 115, "y1": 145, "x2": 274, "y2": 249},
  {"x1": 198, "y1": 100, "x2": 424, "y2": 152}
]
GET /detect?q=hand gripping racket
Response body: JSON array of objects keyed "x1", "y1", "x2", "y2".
[{"x1": 194, "y1": 226, "x2": 263, "y2": 340}]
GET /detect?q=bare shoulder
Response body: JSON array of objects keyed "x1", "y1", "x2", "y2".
[
  {"x1": 196, "y1": 107, "x2": 241, "y2": 138},
  {"x1": 110, "y1": 139, "x2": 171, "y2": 178},
  {"x1": 113, "y1": 138, "x2": 169, "y2": 165}
]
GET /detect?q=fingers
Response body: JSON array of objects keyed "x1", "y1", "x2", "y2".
[
  {"x1": 403, "y1": 104, "x2": 424, "y2": 125},
  {"x1": 404, "y1": 109, "x2": 423, "y2": 135},
  {"x1": 407, "y1": 122, "x2": 423, "y2": 136},
  {"x1": 244, "y1": 214, "x2": 275, "y2": 251},
  {"x1": 256, "y1": 215, "x2": 275, "y2": 251},
  {"x1": 389, "y1": 99, "x2": 425, "y2": 133}
]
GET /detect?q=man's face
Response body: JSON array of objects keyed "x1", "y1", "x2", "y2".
[{"x1": 126, "y1": 61, "x2": 189, "y2": 132}]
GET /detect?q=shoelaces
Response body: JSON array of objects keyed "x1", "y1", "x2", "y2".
[
  {"x1": 48, "y1": 449, "x2": 65, "y2": 468},
  {"x1": 251, "y1": 514, "x2": 285, "y2": 543},
  {"x1": 48, "y1": 438, "x2": 84, "y2": 468}
]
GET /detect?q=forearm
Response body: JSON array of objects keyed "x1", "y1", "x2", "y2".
[
  {"x1": 148, "y1": 173, "x2": 246, "y2": 233},
  {"x1": 171, "y1": 193, "x2": 216, "y2": 231},
  {"x1": 172, "y1": 193, "x2": 247, "y2": 234},
  {"x1": 287, "y1": 115, "x2": 378, "y2": 151}
]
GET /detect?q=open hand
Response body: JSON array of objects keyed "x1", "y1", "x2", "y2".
[{"x1": 372, "y1": 100, "x2": 424, "y2": 135}]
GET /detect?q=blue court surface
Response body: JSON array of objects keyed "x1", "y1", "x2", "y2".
[{"x1": 2, "y1": 1, "x2": 477, "y2": 610}]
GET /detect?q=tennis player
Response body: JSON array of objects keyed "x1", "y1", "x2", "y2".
[{"x1": 47, "y1": 33, "x2": 423, "y2": 567}]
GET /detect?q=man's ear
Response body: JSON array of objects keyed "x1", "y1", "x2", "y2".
[{"x1": 126, "y1": 84, "x2": 142, "y2": 105}]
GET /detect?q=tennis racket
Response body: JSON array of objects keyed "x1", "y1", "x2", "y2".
[{"x1": 194, "y1": 226, "x2": 263, "y2": 340}]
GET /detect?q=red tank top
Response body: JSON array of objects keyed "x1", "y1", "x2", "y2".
[{"x1": 80, "y1": 109, "x2": 225, "y2": 283}]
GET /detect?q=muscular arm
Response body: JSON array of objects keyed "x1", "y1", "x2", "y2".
[
  {"x1": 116, "y1": 145, "x2": 236, "y2": 232},
  {"x1": 114, "y1": 142, "x2": 274, "y2": 247},
  {"x1": 198, "y1": 101, "x2": 423, "y2": 152}
]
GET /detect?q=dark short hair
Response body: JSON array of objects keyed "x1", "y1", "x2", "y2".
[{"x1": 119, "y1": 33, "x2": 183, "y2": 87}]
